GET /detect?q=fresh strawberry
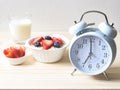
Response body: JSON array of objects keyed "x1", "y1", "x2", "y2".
[
  {"x1": 3, "y1": 48, "x2": 14, "y2": 58},
  {"x1": 52, "y1": 37, "x2": 63, "y2": 45},
  {"x1": 42, "y1": 40, "x2": 54, "y2": 50},
  {"x1": 6, "y1": 52, "x2": 14, "y2": 58},
  {"x1": 3, "y1": 46, "x2": 25, "y2": 58},
  {"x1": 12, "y1": 46, "x2": 25, "y2": 58},
  {"x1": 31, "y1": 36, "x2": 44, "y2": 45},
  {"x1": 19, "y1": 46, "x2": 25, "y2": 57},
  {"x1": 10, "y1": 47, "x2": 20, "y2": 58},
  {"x1": 3, "y1": 48, "x2": 9, "y2": 55}
]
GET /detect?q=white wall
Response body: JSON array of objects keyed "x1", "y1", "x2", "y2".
[{"x1": 0, "y1": 0, "x2": 120, "y2": 32}]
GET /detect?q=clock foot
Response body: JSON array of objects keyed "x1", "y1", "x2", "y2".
[
  {"x1": 71, "y1": 68, "x2": 77, "y2": 76},
  {"x1": 103, "y1": 71, "x2": 109, "y2": 80}
]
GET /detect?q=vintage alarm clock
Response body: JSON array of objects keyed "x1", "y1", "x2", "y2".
[{"x1": 69, "y1": 10, "x2": 117, "y2": 80}]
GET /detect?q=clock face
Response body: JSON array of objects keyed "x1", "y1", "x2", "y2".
[{"x1": 70, "y1": 35, "x2": 112, "y2": 75}]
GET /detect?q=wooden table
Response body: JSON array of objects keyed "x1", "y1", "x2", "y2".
[{"x1": 0, "y1": 31, "x2": 120, "y2": 89}]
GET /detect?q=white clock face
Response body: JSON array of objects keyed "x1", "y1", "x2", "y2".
[{"x1": 70, "y1": 35, "x2": 112, "y2": 75}]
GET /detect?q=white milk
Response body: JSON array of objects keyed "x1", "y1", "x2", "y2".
[{"x1": 9, "y1": 18, "x2": 32, "y2": 44}]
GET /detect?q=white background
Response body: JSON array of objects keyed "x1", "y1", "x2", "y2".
[{"x1": 0, "y1": 0, "x2": 119, "y2": 32}]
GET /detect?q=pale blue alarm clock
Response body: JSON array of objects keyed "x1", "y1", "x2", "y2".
[{"x1": 69, "y1": 10, "x2": 117, "y2": 80}]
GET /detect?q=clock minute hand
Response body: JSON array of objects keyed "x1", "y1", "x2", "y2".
[
  {"x1": 90, "y1": 36, "x2": 92, "y2": 55},
  {"x1": 82, "y1": 36, "x2": 93, "y2": 67},
  {"x1": 90, "y1": 37, "x2": 98, "y2": 59}
]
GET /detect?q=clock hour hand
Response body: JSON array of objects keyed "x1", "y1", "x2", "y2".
[{"x1": 82, "y1": 54, "x2": 91, "y2": 67}]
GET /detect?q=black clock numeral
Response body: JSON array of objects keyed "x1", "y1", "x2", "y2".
[
  {"x1": 88, "y1": 64, "x2": 92, "y2": 70},
  {"x1": 83, "y1": 38, "x2": 87, "y2": 44},
  {"x1": 91, "y1": 37, "x2": 95, "y2": 43},
  {"x1": 77, "y1": 44, "x2": 83, "y2": 49},
  {"x1": 102, "y1": 45, "x2": 106, "y2": 50},
  {"x1": 96, "y1": 63, "x2": 100, "y2": 69},
  {"x1": 101, "y1": 59, "x2": 105, "y2": 64},
  {"x1": 104, "y1": 53, "x2": 108, "y2": 58},
  {"x1": 99, "y1": 40, "x2": 101, "y2": 46},
  {"x1": 74, "y1": 50, "x2": 78, "y2": 55},
  {"x1": 77, "y1": 57, "x2": 80, "y2": 61}
]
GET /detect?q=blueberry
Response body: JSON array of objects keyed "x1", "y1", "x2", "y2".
[
  {"x1": 45, "y1": 36, "x2": 52, "y2": 40},
  {"x1": 54, "y1": 42, "x2": 61, "y2": 48},
  {"x1": 34, "y1": 42, "x2": 41, "y2": 47}
]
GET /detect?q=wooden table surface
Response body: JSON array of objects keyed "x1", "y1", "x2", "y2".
[{"x1": 0, "y1": 31, "x2": 120, "y2": 89}]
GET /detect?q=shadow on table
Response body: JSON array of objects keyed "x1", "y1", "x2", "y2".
[{"x1": 92, "y1": 67, "x2": 120, "y2": 81}]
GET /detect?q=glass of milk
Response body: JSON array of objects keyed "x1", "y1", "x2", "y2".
[{"x1": 9, "y1": 13, "x2": 32, "y2": 44}]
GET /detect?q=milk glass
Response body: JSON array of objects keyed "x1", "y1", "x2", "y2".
[{"x1": 9, "y1": 13, "x2": 32, "y2": 44}]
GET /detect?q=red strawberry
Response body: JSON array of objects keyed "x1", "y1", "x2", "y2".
[
  {"x1": 3, "y1": 48, "x2": 9, "y2": 55},
  {"x1": 31, "y1": 36, "x2": 44, "y2": 45},
  {"x1": 52, "y1": 37, "x2": 63, "y2": 45},
  {"x1": 12, "y1": 46, "x2": 25, "y2": 58},
  {"x1": 3, "y1": 46, "x2": 25, "y2": 58},
  {"x1": 3, "y1": 48, "x2": 14, "y2": 58},
  {"x1": 10, "y1": 47, "x2": 20, "y2": 58},
  {"x1": 42, "y1": 40, "x2": 54, "y2": 50},
  {"x1": 19, "y1": 46, "x2": 25, "y2": 57}
]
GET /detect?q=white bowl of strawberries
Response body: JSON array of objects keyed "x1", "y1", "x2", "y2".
[
  {"x1": 25, "y1": 34, "x2": 69, "y2": 63},
  {"x1": 3, "y1": 46, "x2": 26, "y2": 65}
]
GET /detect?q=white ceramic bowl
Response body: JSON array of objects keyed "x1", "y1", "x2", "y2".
[
  {"x1": 25, "y1": 34, "x2": 69, "y2": 63},
  {"x1": 5, "y1": 55, "x2": 26, "y2": 65}
]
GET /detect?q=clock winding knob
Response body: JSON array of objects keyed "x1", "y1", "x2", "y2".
[{"x1": 98, "y1": 22, "x2": 117, "y2": 38}]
